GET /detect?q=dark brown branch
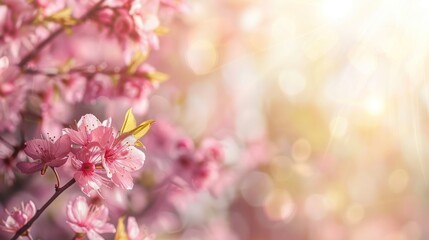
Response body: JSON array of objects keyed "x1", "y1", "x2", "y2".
[
  {"x1": 10, "y1": 178, "x2": 76, "y2": 240},
  {"x1": 18, "y1": 0, "x2": 106, "y2": 68}
]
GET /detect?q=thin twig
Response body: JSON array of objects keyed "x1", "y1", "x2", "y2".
[
  {"x1": 10, "y1": 178, "x2": 76, "y2": 240},
  {"x1": 18, "y1": 0, "x2": 106, "y2": 68}
]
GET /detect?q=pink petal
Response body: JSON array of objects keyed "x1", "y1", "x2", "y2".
[
  {"x1": 66, "y1": 202, "x2": 78, "y2": 223},
  {"x1": 23, "y1": 139, "x2": 50, "y2": 160},
  {"x1": 24, "y1": 201, "x2": 36, "y2": 218},
  {"x1": 91, "y1": 205, "x2": 109, "y2": 226},
  {"x1": 74, "y1": 172, "x2": 94, "y2": 196},
  {"x1": 72, "y1": 196, "x2": 89, "y2": 223},
  {"x1": 16, "y1": 161, "x2": 43, "y2": 174},
  {"x1": 63, "y1": 128, "x2": 87, "y2": 145},
  {"x1": 67, "y1": 221, "x2": 87, "y2": 234},
  {"x1": 47, "y1": 156, "x2": 68, "y2": 168},
  {"x1": 96, "y1": 222, "x2": 116, "y2": 234},
  {"x1": 111, "y1": 170, "x2": 134, "y2": 190},
  {"x1": 52, "y1": 135, "x2": 71, "y2": 158},
  {"x1": 90, "y1": 126, "x2": 115, "y2": 147},
  {"x1": 115, "y1": 147, "x2": 145, "y2": 172},
  {"x1": 77, "y1": 114, "x2": 102, "y2": 132},
  {"x1": 127, "y1": 217, "x2": 140, "y2": 239},
  {"x1": 87, "y1": 229, "x2": 104, "y2": 240}
]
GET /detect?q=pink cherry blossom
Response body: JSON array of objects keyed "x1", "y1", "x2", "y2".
[
  {"x1": 113, "y1": 10, "x2": 134, "y2": 36},
  {"x1": 199, "y1": 138, "x2": 224, "y2": 163},
  {"x1": 126, "y1": 216, "x2": 154, "y2": 240},
  {"x1": 191, "y1": 160, "x2": 220, "y2": 190},
  {"x1": 72, "y1": 146, "x2": 109, "y2": 196},
  {"x1": 66, "y1": 196, "x2": 115, "y2": 240},
  {"x1": 0, "y1": 200, "x2": 36, "y2": 233},
  {"x1": 63, "y1": 114, "x2": 111, "y2": 146},
  {"x1": 90, "y1": 126, "x2": 145, "y2": 190},
  {"x1": 17, "y1": 135, "x2": 71, "y2": 174},
  {"x1": 169, "y1": 137, "x2": 225, "y2": 191},
  {"x1": 0, "y1": 66, "x2": 27, "y2": 132}
]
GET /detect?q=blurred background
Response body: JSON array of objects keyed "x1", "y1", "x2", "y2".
[
  {"x1": 153, "y1": 0, "x2": 429, "y2": 239},
  {"x1": 3, "y1": 0, "x2": 429, "y2": 239}
]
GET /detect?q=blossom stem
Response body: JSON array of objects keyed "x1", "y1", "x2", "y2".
[
  {"x1": 10, "y1": 178, "x2": 76, "y2": 240},
  {"x1": 51, "y1": 167, "x2": 61, "y2": 191},
  {"x1": 71, "y1": 233, "x2": 85, "y2": 240},
  {"x1": 26, "y1": 234, "x2": 33, "y2": 240},
  {"x1": 18, "y1": 0, "x2": 106, "y2": 68}
]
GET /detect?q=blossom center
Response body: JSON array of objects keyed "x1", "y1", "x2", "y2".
[{"x1": 82, "y1": 162, "x2": 95, "y2": 174}]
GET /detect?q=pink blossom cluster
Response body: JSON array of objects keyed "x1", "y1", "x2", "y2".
[
  {"x1": 173, "y1": 137, "x2": 224, "y2": 190},
  {"x1": 0, "y1": 0, "x2": 272, "y2": 239},
  {"x1": 0, "y1": 110, "x2": 153, "y2": 239},
  {"x1": 0, "y1": 201, "x2": 36, "y2": 234},
  {"x1": 144, "y1": 121, "x2": 225, "y2": 191},
  {"x1": 18, "y1": 113, "x2": 147, "y2": 195},
  {"x1": 0, "y1": 0, "x2": 186, "y2": 133},
  {"x1": 1, "y1": 196, "x2": 152, "y2": 240}
]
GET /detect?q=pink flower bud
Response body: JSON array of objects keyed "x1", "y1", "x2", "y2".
[
  {"x1": 114, "y1": 13, "x2": 134, "y2": 35},
  {"x1": 96, "y1": 8, "x2": 114, "y2": 25}
]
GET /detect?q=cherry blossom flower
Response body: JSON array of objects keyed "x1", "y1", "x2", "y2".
[
  {"x1": 114, "y1": 216, "x2": 154, "y2": 240},
  {"x1": 72, "y1": 146, "x2": 109, "y2": 196},
  {"x1": 0, "y1": 66, "x2": 27, "y2": 132},
  {"x1": 90, "y1": 126, "x2": 145, "y2": 190},
  {"x1": 17, "y1": 135, "x2": 71, "y2": 174},
  {"x1": 126, "y1": 217, "x2": 154, "y2": 240},
  {"x1": 0, "y1": 201, "x2": 36, "y2": 233},
  {"x1": 172, "y1": 137, "x2": 224, "y2": 190},
  {"x1": 66, "y1": 196, "x2": 115, "y2": 240},
  {"x1": 63, "y1": 114, "x2": 111, "y2": 147}
]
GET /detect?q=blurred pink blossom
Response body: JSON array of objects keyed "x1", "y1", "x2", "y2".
[
  {"x1": 0, "y1": 200, "x2": 36, "y2": 233},
  {"x1": 126, "y1": 216, "x2": 154, "y2": 240},
  {"x1": 66, "y1": 196, "x2": 115, "y2": 240}
]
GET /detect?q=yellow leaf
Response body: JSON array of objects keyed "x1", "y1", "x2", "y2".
[
  {"x1": 58, "y1": 59, "x2": 75, "y2": 74},
  {"x1": 114, "y1": 217, "x2": 128, "y2": 240},
  {"x1": 120, "y1": 109, "x2": 155, "y2": 144},
  {"x1": 47, "y1": 8, "x2": 78, "y2": 26},
  {"x1": 120, "y1": 108, "x2": 137, "y2": 134},
  {"x1": 49, "y1": 8, "x2": 73, "y2": 21},
  {"x1": 147, "y1": 71, "x2": 169, "y2": 83},
  {"x1": 130, "y1": 120, "x2": 155, "y2": 140},
  {"x1": 127, "y1": 51, "x2": 148, "y2": 75},
  {"x1": 154, "y1": 26, "x2": 170, "y2": 36}
]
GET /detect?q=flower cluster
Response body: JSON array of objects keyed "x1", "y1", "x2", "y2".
[
  {"x1": 0, "y1": 201, "x2": 36, "y2": 234},
  {"x1": 17, "y1": 109, "x2": 151, "y2": 196},
  {"x1": 0, "y1": 0, "x2": 274, "y2": 239},
  {"x1": 0, "y1": 0, "x2": 185, "y2": 133},
  {"x1": 65, "y1": 195, "x2": 155, "y2": 240},
  {"x1": 144, "y1": 121, "x2": 225, "y2": 191},
  {"x1": 173, "y1": 137, "x2": 224, "y2": 190},
  {"x1": 66, "y1": 196, "x2": 115, "y2": 240}
]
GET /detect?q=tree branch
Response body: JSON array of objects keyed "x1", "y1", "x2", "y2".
[{"x1": 10, "y1": 178, "x2": 76, "y2": 240}]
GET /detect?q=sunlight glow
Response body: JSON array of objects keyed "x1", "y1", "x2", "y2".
[
  {"x1": 322, "y1": 0, "x2": 355, "y2": 23},
  {"x1": 364, "y1": 96, "x2": 384, "y2": 116}
]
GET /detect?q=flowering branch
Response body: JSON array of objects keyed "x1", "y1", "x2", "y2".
[
  {"x1": 10, "y1": 178, "x2": 76, "y2": 240},
  {"x1": 18, "y1": 0, "x2": 106, "y2": 68}
]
